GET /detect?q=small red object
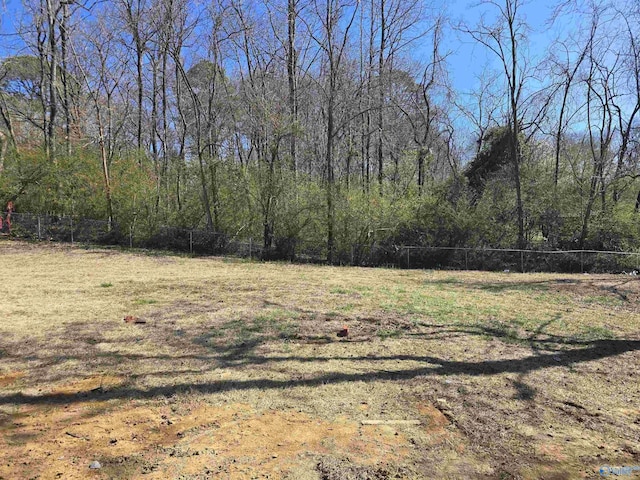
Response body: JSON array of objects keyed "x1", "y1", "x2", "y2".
[
  {"x1": 124, "y1": 315, "x2": 146, "y2": 324},
  {"x1": 337, "y1": 326, "x2": 348, "y2": 338},
  {"x1": 4, "y1": 201, "x2": 13, "y2": 233}
]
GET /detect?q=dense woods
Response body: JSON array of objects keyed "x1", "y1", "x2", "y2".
[{"x1": 1, "y1": 0, "x2": 640, "y2": 262}]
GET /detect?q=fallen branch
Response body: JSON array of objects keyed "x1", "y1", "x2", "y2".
[{"x1": 65, "y1": 431, "x2": 88, "y2": 440}]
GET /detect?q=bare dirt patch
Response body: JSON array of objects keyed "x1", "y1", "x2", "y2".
[
  {"x1": 0, "y1": 391, "x2": 413, "y2": 479},
  {"x1": 0, "y1": 372, "x2": 24, "y2": 388},
  {"x1": 552, "y1": 275, "x2": 640, "y2": 307}
]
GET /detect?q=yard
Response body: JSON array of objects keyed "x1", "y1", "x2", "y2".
[{"x1": 0, "y1": 240, "x2": 638, "y2": 479}]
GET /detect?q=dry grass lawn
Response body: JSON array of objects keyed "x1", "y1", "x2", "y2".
[{"x1": 0, "y1": 240, "x2": 639, "y2": 479}]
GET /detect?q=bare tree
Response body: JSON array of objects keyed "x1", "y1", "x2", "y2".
[
  {"x1": 45, "y1": 0, "x2": 60, "y2": 161},
  {"x1": 611, "y1": 10, "x2": 640, "y2": 203},
  {"x1": 287, "y1": 0, "x2": 299, "y2": 173},
  {"x1": 0, "y1": 130, "x2": 7, "y2": 173},
  {"x1": 395, "y1": 17, "x2": 446, "y2": 194},
  {"x1": 460, "y1": 0, "x2": 530, "y2": 248},
  {"x1": 308, "y1": 0, "x2": 359, "y2": 262},
  {"x1": 550, "y1": 35, "x2": 590, "y2": 195},
  {"x1": 371, "y1": 0, "x2": 424, "y2": 193},
  {"x1": 454, "y1": 67, "x2": 501, "y2": 164},
  {"x1": 577, "y1": 14, "x2": 616, "y2": 248},
  {"x1": 0, "y1": 65, "x2": 17, "y2": 171},
  {"x1": 70, "y1": 16, "x2": 127, "y2": 228},
  {"x1": 117, "y1": 0, "x2": 151, "y2": 153}
]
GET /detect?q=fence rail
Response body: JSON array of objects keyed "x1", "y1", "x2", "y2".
[{"x1": 4, "y1": 212, "x2": 640, "y2": 274}]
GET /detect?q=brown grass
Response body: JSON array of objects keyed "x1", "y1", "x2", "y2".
[{"x1": 0, "y1": 240, "x2": 639, "y2": 479}]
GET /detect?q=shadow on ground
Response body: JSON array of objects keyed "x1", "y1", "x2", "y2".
[{"x1": 1, "y1": 336, "x2": 638, "y2": 406}]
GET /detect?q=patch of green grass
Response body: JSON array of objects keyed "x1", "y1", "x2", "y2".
[
  {"x1": 532, "y1": 292, "x2": 571, "y2": 305},
  {"x1": 99, "y1": 282, "x2": 113, "y2": 288},
  {"x1": 217, "y1": 310, "x2": 300, "y2": 343},
  {"x1": 222, "y1": 257, "x2": 253, "y2": 264},
  {"x1": 510, "y1": 315, "x2": 527, "y2": 327},
  {"x1": 134, "y1": 298, "x2": 157, "y2": 305},
  {"x1": 575, "y1": 325, "x2": 615, "y2": 341},
  {"x1": 377, "y1": 329, "x2": 402, "y2": 339},
  {"x1": 338, "y1": 303, "x2": 355, "y2": 312},
  {"x1": 254, "y1": 308, "x2": 299, "y2": 323},
  {"x1": 427, "y1": 277, "x2": 462, "y2": 286},
  {"x1": 244, "y1": 322, "x2": 266, "y2": 333},
  {"x1": 353, "y1": 285, "x2": 372, "y2": 292},
  {"x1": 254, "y1": 310, "x2": 300, "y2": 340},
  {"x1": 582, "y1": 295, "x2": 625, "y2": 306},
  {"x1": 392, "y1": 291, "x2": 461, "y2": 319},
  {"x1": 275, "y1": 322, "x2": 298, "y2": 340},
  {"x1": 221, "y1": 319, "x2": 244, "y2": 330},
  {"x1": 330, "y1": 287, "x2": 351, "y2": 295},
  {"x1": 480, "y1": 319, "x2": 530, "y2": 346},
  {"x1": 510, "y1": 314, "x2": 553, "y2": 332},
  {"x1": 476, "y1": 282, "x2": 549, "y2": 293}
]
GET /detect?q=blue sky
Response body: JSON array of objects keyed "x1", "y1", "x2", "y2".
[
  {"x1": 0, "y1": 0, "x2": 26, "y2": 55},
  {"x1": 0, "y1": 0, "x2": 571, "y2": 96},
  {"x1": 444, "y1": 0, "x2": 569, "y2": 94}
]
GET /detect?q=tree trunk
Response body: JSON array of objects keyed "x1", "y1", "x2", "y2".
[
  {"x1": 150, "y1": 57, "x2": 160, "y2": 211},
  {"x1": 0, "y1": 130, "x2": 7, "y2": 174},
  {"x1": 579, "y1": 174, "x2": 599, "y2": 249},
  {"x1": 130, "y1": 0, "x2": 145, "y2": 154},
  {"x1": 507, "y1": 2, "x2": 525, "y2": 249},
  {"x1": 0, "y1": 96, "x2": 18, "y2": 155},
  {"x1": 511, "y1": 122, "x2": 525, "y2": 249},
  {"x1": 326, "y1": 94, "x2": 335, "y2": 263},
  {"x1": 136, "y1": 44, "x2": 144, "y2": 153},
  {"x1": 46, "y1": 0, "x2": 58, "y2": 162},
  {"x1": 61, "y1": 1, "x2": 71, "y2": 156},
  {"x1": 175, "y1": 61, "x2": 187, "y2": 211},
  {"x1": 287, "y1": 0, "x2": 298, "y2": 174},
  {"x1": 36, "y1": 16, "x2": 49, "y2": 158},
  {"x1": 417, "y1": 147, "x2": 426, "y2": 194},
  {"x1": 376, "y1": 0, "x2": 385, "y2": 194},
  {"x1": 173, "y1": 53, "x2": 214, "y2": 231}
]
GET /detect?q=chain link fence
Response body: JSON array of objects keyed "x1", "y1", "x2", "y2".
[
  {"x1": 9, "y1": 213, "x2": 118, "y2": 244},
  {"x1": 6, "y1": 213, "x2": 271, "y2": 260},
  {"x1": 5, "y1": 212, "x2": 640, "y2": 273},
  {"x1": 352, "y1": 245, "x2": 640, "y2": 273}
]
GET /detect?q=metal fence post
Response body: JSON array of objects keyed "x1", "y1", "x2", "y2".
[
  {"x1": 129, "y1": 225, "x2": 133, "y2": 248},
  {"x1": 406, "y1": 247, "x2": 410, "y2": 269},
  {"x1": 70, "y1": 216, "x2": 74, "y2": 244},
  {"x1": 189, "y1": 230, "x2": 193, "y2": 254},
  {"x1": 520, "y1": 250, "x2": 524, "y2": 273},
  {"x1": 465, "y1": 249, "x2": 469, "y2": 270},
  {"x1": 580, "y1": 251, "x2": 584, "y2": 273},
  {"x1": 249, "y1": 237, "x2": 252, "y2": 259},
  {"x1": 37, "y1": 216, "x2": 41, "y2": 240}
]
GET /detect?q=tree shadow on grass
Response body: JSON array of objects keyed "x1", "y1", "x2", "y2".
[
  {"x1": 425, "y1": 276, "x2": 640, "y2": 304},
  {"x1": 423, "y1": 278, "x2": 568, "y2": 292},
  {"x1": 0, "y1": 337, "x2": 637, "y2": 406},
  {"x1": 512, "y1": 380, "x2": 536, "y2": 400}
]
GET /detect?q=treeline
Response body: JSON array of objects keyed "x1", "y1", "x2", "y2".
[{"x1": 0, "y1": 0, "x2": 639, "y2": 262}]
